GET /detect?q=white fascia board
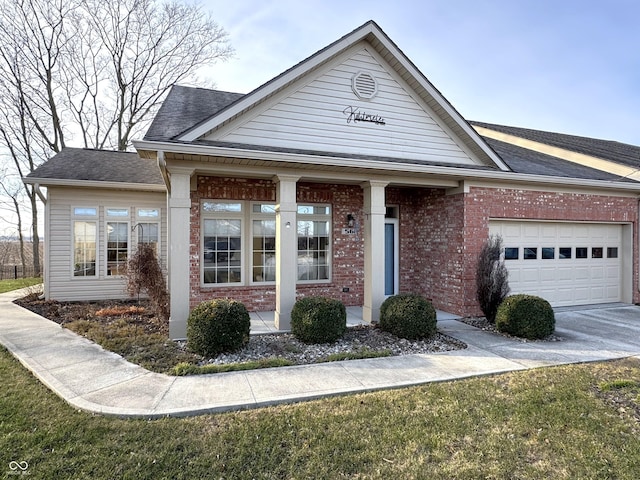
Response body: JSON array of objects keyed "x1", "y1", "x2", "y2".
[
  {"x1": 179, "y1": 25, "x2": 376, "y2": 142},
  {"x1": 373, "y1": 43, "x2": 510, "y2": 171},
  {"x1": 22, "y1": 177, "x2": 166, "y2": 192},
  {"x1": 132, "y1": 139, "x2": 640, "y2": 194}
]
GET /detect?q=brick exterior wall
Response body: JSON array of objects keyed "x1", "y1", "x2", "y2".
[
  {"x1": 189, "y1": 176, "x2": 365, "y2": 311},
  {"x1": 188, "y1": 177, "x2": 639, "y2": 318}
]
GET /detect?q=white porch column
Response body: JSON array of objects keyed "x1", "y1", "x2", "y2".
[
  {"x1": 167, "y1": 167, "x2": 194, "y2": 339},
  {"x1": 362, "y1": 180, "x2": 388, "y2": 323},
  {"x1": 274, "y1": 174, "x2": 300, "y2": 330}
]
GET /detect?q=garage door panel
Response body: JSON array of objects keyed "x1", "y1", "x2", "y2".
[{"x1": 489, "y1": 221, "x2": 622, "y2": 307}]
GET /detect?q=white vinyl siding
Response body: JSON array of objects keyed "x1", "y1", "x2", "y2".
[
  {"x1": 207, "y1": 45, "x2": 478, "y2": 166},
  {"x1": 489, "y1": 221, "x2": 627, "y2": 307},
  {"x1": 46, "y1": 187, "x2": 166, "y2": 301}
]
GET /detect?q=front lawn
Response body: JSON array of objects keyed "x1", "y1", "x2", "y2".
[
  {"x1": 0, "y1": 277, "x2": 41, "y2": 294},
  {"x1": 2, "y1": 346, "x2": 640, "y2": 479}
]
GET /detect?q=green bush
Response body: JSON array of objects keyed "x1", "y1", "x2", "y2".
[
  {"x1": 495, "y1": 294, "x2": 555, "y2": 339},
  {"x1": 291, "y1": 297, "x2": 347, "y2": 344},
  {"x1": 187, "y1": 299, "x2": 250, "y2": 357},
  {"x1": 379, "y1": 294, "x2": 437, "y2": 340}
]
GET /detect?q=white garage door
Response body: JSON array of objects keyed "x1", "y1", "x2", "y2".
[{"x1": 489, "y1": 221, "x2": 623, "y2": 307}]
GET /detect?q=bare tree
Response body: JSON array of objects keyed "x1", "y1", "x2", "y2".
[{"x1": 0, "y1": 0, "x2": 233, "y2": 274}]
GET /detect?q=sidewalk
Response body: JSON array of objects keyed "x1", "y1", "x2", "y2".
[{"x1": 2, "y1": 288, "x2": 640, "y2": 418}]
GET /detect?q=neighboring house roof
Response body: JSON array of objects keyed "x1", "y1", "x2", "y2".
[
  {"x1": 472, "y1": 121, "x2": 640, "y2": 170},
  {"x1": 24, "y1": 148, "x2": 165, "y2": 189},
  {"x1": 483, "y1": 137, "x2": 637, "y2": 182}
]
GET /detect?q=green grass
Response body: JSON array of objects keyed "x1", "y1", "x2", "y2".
[
  {"x1": 2, "y1": 345, "x2": 640, "y2": 479},
  {"x1": 171, "y1": 358, "x2": 295, "y2": 375},
  {"x1": 323, "y1": 347, "x2": 392, "y2": 362},
  {"x1": 0, "y1": 277, "x2": 42, "y2": 294}
]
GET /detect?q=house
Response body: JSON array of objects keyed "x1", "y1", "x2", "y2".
[{"x1": 25, "y1": 21, "x2": 640, "y2": 339}]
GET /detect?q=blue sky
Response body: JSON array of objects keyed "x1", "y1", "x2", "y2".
[{"x1": 202, "y1": 0, "x2": 640, "y2": 145}]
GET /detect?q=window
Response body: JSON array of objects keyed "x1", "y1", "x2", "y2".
[
  {"x1": 542, "y1": 247, "x2": 555, "y2": 259},
  {"x1": 252, "y1": 204, "x2": 276, "y2": 283},
  {"x1": 607, "y1": 247, "x2": 618, "y2": 259},
  {"x1": 504, "y1": 247, "x2": 519, "y2": 260},
  {"x1": 559, "y1": 247, "x2": 572, "y2": 259},
  {"x1": 73, "y1": 221, "x2": 97, "y2": 277},
  {"x1": 297, "y1": 205, "x2": 330, "y2": 281},
  {"x1": 524, "y1": 248, "x2": 537, "y2": 260},
  {"x1": 576, "y1": 247, "x2": 588, "y2": 259},
  {"x1": 106, "y1": 222, "x2": 129, "y2": 276},
  {"x1": 135, "y1": 209, "x2": 160, "y2": 256},
  {"x1": 202, "y1": 202, "x2": 242, "y2": 284},
  {"x1": 591, "y1": 247, "x2": 603, "y2": 259}
]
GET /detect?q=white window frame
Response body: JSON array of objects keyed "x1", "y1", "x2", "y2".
[
  {"x1": 105, "y1": 207, "x2": 130, "y2": 277},
  {"x1": 134, "y1": 208, "x2": 161, "y2": 258},
  {"x1": 296, "y1": 204, "x2": 332, "y2": 284},
  {"x1": 71, "y1": 206, "x2": 98, "y2": 279},
  {"x1": 201, "y1": 201, "x2": 244, "y2": 286},
  {"x1": 250, "y1": 203, "x2": 277, "y2": 285}
]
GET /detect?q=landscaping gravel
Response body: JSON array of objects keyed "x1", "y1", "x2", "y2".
[{"x1": 182, "y1": 325, "x2": 467, "y2": 366}]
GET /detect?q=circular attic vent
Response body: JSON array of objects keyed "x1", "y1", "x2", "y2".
[{"x1": 352, "y1": 71, "x2": 378, "y2": 100}]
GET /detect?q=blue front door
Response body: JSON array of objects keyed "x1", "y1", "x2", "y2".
[{"x1": 385, "y1": 222, "x2": 396, "y2": 296}]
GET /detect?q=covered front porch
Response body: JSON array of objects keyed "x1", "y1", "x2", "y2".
[{"x1": 250, "y1": 306, "x2": 460, "y2": 334}]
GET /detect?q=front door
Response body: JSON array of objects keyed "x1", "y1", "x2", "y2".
[{"x1": 384, "y1": 219, "x2": 399, "y2": 296}]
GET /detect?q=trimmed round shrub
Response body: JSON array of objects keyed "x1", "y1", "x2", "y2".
[
  {"x1": 187, "y1": 299, "x2": 250, "y2": 356},
  {"x1": 495, "y1": 294, "x2": 555, "y2": 339},
  {"x1": 291, "y1": 297, "x2": 347, "y2": 344},
  {"x1": 379, "y1": 294, "x2": 437, "y2": 340}
]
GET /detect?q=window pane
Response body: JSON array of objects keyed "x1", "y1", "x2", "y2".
[
  {"x1": 203, "y1": 219, "x2": 242, "y2": 284},
  {"x1": 607, "y1": 247, "x2": 618, "y2": 259},
  {"x1": 524, "y1": 248, "x2": 537, "y2": 260},
  {"x1": 74, "y1": 207, "x2": 97, "y2": 216},
  {"x1": 252, "y1": 219, "x2": 276, "y2": 282},
  {"x1": 107, "y1": 222, "x2": 128, "y2": 276},
  {"x1": 504, "y1": 247, "x2": 518, "y2": 260},
  {"x1": 202, "y1": 202, "x2": 242, "y2": 213},
  {"x1": 542, "y1": 247, "x2": 555, "y2": 259},
  {"x1": 576, "y1": 247, "x2": 588, "y2": 259},
  {"x1": 106, "y1": 208, "x2": 129, "y2": 217},
  {"x1": 591, "y1": 247, "x2": 603, "y2": 259},
  {"x1": 73, "y1": 221, "x2": 96, "y2": 276},
  {"x1": 138, "y1": 208, "x2": 159, "y2": 218},
  {"x1": 559, "y1": 247, "x2": 572, "y2": 259},
  {"x1": 136, "y1": 222, "x2": 159, "y2": 255},
  {"x1": 297, "y1": 220, "x2": 330, "y2": 280},
  {"x1": 252, "y1": 204, "x2": 276, "y2": 214},
  {"x1": 297, "y1": 205, "x2": 330, "y2": 215}
]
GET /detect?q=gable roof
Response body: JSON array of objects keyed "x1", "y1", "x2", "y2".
[
  {"x1": 142, "y1": 20, "x2": 509, "y2": 171},
  {"x1": 24, "y1": 148, "x2": 165, "y2": 189}
]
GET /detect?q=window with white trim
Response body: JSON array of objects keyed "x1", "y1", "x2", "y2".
[
  {"x1": 73, "y1": 207, "x2": 98, "y2": 277},
  {"x1": 106, "y1": 208, "x2": 129, "y2": 276},
  {"x1": 251, "y1": 203, "x2": 276, "y2": 283},
  {"x1": 202, "y1": 202, "x2": 243, "y2": 284},
  {"x1": 135, "y1": 208, "x2": 160, "y2": 256},
  {"x1": 201, "y1": 201, "x2": 332, "y2": 285},
  {"x1": 297, "y1": 205, "x2": 331, "y2": 281}
]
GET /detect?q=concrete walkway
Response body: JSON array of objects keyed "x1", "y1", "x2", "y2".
[{"x1": 2, "y1": 288, "x2": 640, "y2": 418}]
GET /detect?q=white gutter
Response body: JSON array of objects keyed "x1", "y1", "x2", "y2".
[
  {"x1": 33, "y1": 183, "x2": 47, "y2": 204},
  {"x1": 23, "y1": 177, "x2": 166, "y2": 192},
  {"x1": 132, "y1": 139, "x2": 640, "y2": 193}
]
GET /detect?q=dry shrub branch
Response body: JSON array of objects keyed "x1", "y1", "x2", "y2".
[{"x1": 126, "y1": 243, "x2": 169, "y2": 321}]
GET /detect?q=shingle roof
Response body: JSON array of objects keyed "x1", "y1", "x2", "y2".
[
  {"x1": 144, "y1": 86, "x2": 244, "y2": 141},
  {"x1": 472, "y1": 121, "x2": 640, "y2": 170},
  {"x1": 26, "y1": 148, "x2": 164, "y2": 185},
  {"x1": 482, "y1": 137, "x2": 636, "y2": 182}
]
